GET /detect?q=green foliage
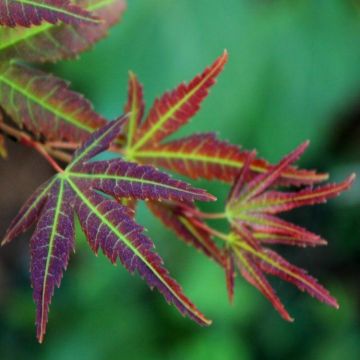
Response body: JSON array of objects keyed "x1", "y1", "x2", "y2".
[{"x1": 0, "y1": 0, "x2": 359, "y2": 358}]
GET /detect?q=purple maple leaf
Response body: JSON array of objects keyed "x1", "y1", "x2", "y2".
[{"x1": 2, "y1": 115, "x2": 215, "y2": 342}]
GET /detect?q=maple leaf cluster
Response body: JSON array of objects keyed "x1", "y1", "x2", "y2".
[{"x1": 0, "y1": 0, "x2": 355, "y2": 343}]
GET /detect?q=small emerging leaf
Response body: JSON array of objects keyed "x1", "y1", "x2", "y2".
[
  {"x1": 124, "y1": 71, "x2": 145, "y2": 148},
  {"x1": 0, "y1": 0, "x2": 98, "y2": 28},
  {"x1": 227, "y1": 142, "x2": 355, "y2": 247},
  {"x1": 222, "y1": 143, "x2": 354, "y2": 319}
]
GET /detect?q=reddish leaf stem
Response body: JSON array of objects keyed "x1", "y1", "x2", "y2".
[
  {"x1": 190, "y1": 217, "x2": 230, "y2": 243},
  {"x1": 0, "y1": 122, "x2": 66, "y2": 173},
  {"x1": 182, "y1": 205, "x2": 226, "y2": 220},
  {"x1": 46, "y1": 141, "x2": 80, "y2": 150},
  {"x1": 193, "y1": 211, "x2": 227, "y2": 219}
]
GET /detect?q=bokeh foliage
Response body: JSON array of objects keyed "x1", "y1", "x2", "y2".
[{"x1": 1, "y1": 0, "x2": 360, "y2": 359}]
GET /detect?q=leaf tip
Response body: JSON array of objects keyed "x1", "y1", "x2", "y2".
[
  {"x1": 327, "y1": 296, "x2": 340, "y2": 309},
  {"x1": 216, "y1": 50, "x2": 229, "y2": 71},
  {"x1": 207, "y1": 193, "x2": 217, "y2": 202},
  {"x1": 227, "y1": 290, "x2": 234, "y2": 305},
  {"x1": 37, "y1": 325, "x2": 46, "y2": 344},
  {"x1": 348, "y1": 173, "x2": 356, "y2": 184},
  {"x1": 281, "y1": 309, "x2": 294, "y2": 322},
  {"x1": 1, "y1": 235, "x2": 9, "y2": 247},
  {"x1": 202, "y1": 317, "x2": 213, "y2": 326},
  {"x1": 299, "y1": 140, "x2": 310, "y2": 153}
]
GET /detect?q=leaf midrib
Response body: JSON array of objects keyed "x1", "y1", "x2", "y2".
[
  {"x1": 9, "y1": 0, "x2": 98, "y2": 23},
  {"x1": 40, "y1": 178, "x2": 64, "y2": 337},
  {"x1": 134, "y1": 149, "x2": 324, "y2": 182},
  {"x1": 130, "y1": 57, "x2": 225, "y2": 152},
  {"x1": 69, "y1": 172, "x2": 202, "y2": 198},
  {"x1": 0, "y1": 72, "x2": 94, "y2": 133},
  {"x1": 66, "y1": 176, "x2": 205, "y2": 323},
  {"x1": 235, "y1": 242, "x2": 323, "y2": 296}
]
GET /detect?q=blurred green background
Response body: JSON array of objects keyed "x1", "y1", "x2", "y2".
[{"x1": 1, "y1": 0, "x2": 360, "y2": 359}]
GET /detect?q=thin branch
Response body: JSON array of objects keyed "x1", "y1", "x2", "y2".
[
  {"x1": 0, "y1": 122, "x2": 66, "y2": 172},
  {"x1": 190, "y1": 217, "x2": 230, "y2": 243},
  {"x1": 46, "y1": 141, "x2": 124, "y2": 157},
  {"x1": 192, "y1": 210, "x2": 227, "y2": 220},
  {"x1": 44, "y1": 145, "x2": 72, "y2": 163},
  {"x1": 179, "y1": 203, "x2": 227, "y2": 220},
  {"x1": 46, "y1": 141, "x2": 80, "y2": 150}
]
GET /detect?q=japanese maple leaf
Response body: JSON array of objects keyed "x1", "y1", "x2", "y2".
[
  {"x1": 2, "y1": 116, "x2": 216, "y2": 342},
  {"x1": 114, "y1": 52, "x2": 328, "y2": 268},
  {"x1": 223, "y1": 141, "x2": 355, "y2": 318},
  {"x1": 121, "y1": 51, "x2": 327, "y2": 186}
]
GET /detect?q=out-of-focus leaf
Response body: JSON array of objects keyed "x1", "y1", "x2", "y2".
[
  {"x1": 222, "y1": 142, "x2": 354, "y2": 319},
  {"x1": 227, "y1": 142, "x2": 355, "y2": 247},
  {"x1": 0, "y1": 62, "x2": 107, "y2": 142},
  {"x1": 0, "y1": 0, "x2": 98, "y2": 28},
  {"x1": 0, "y1": 0, "x2": 126, "y2": 63}
]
